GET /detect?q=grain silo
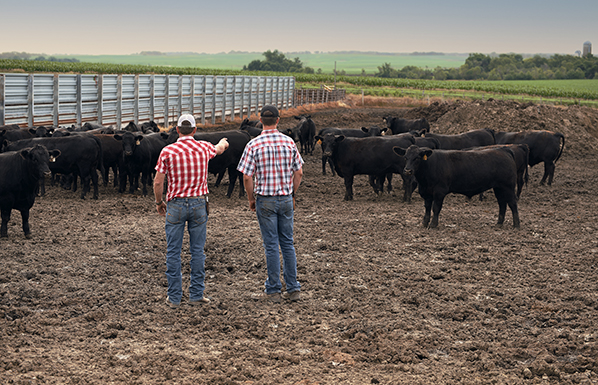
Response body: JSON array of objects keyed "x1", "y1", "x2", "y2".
[{"x1": 583, "y1": 41, "x2": 592, "y2": 57}]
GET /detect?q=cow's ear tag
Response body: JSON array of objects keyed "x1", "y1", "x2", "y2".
[
  {"x1": 317, "y1": 139, "x2": 322, "y2": 144},
  {"x1": 50, "y1": 156, "x2": 56, "y2": 162},
  {"x1": 423, "y1": 155, "x2": 428, "y2": 161},
  {"x1": 136, "y1": 140, "x2": 141, "y2": 145}
]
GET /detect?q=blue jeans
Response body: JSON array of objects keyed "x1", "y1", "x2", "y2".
[
  {"x1": 164, "y1": 197, "x2": 208, "y2": 304},
  {"x1": 256, "y1": 195, "x2": 301, "y2": 294}
]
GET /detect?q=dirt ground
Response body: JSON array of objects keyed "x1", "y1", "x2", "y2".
[{"x1": 1, "y1": 96, "x2": 598, "y2": 384}]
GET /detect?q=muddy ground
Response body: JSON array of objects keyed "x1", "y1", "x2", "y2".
[{"x1": 1, "y1": 97, "x2": 598, "y2": 384}]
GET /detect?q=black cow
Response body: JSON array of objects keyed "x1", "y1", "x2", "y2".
[
  {"x1": 383, "y1": 117, "x2": 430, "y2": 135},
  {"x1": 162, "y1": 129, "x2": 250, "y2": 198},
  {"x1": 374, "y1": 134, "x2": 441, "y2": 199},
  {"x1": 114, "y1": 132, "x2": 166, "y2": 195},
  {"x1": 468, "y1": 144, "x2": 530, "y2": 200},
  {"x1": 3, "y1": 136, "x2": 103, "y2": 199},
  {"x1": 294, "y1": 115, "x2": 317, "y2": 155},
  {"x1": 92, "y1": 134, "x2": 125, "y2": 187},
  {"x1": 0, "y1": 126, "x2": 52, "y2": 145},
  {"x1": 240, "y1": 118, "x2": 262, "y2": 129},
  {"x1": 0, "y1": 145, "x2": 61, "y2": 238},
  {"x1": 315, "y1": 126, "x2": 385, "y2": 176},
  {"x1": 239, "y1": 123, "x2": 264, "y2": 138},
  {"x1": 394, "y1": 145, "x2": 521, "y2": 228},
  {"x1": 423, "y1": 128, "x2": 495, "y2": 150},
  {"x1": 494, "y1": 130, "x2": 565, "y2": 186},
  {"x1": 315, "y1": 133, "x2": 416, "y2": 201},
  {"x1": 140, "y1": 121, "x2": 160, "y2": 133}
]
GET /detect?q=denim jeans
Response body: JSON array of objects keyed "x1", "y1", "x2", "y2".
[
  {"x1": 255, "y1": 195, "x2": 301, "y2": 294},
  {"x1": 164, "y1": 197, "x2": 208, "y2": 304}
]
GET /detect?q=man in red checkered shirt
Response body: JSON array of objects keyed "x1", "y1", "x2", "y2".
[
  {"x1": 154, "y1": 114, "x2": 228, "y2": 308},
  {"x1": 237, "y1": 105, "x2": 304, "y2": 303}
]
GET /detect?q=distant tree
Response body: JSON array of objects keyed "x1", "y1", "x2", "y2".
[
  {"x1": 243, "y1": 49, "x2": 313, "y2": 73},
  {"x1": 376, "y1": 63, "x2": 398, "y2": 78}
]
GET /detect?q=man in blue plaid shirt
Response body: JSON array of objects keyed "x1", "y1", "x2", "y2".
[{"x1": 237, "y1": 105, "x2": 304, "y2": 303}]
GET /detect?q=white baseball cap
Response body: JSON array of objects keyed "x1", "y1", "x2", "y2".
[{"x1": 177, "y1": 114, "x2": 196, "y2": 128}]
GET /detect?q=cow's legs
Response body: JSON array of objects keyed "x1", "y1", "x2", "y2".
[
  {"x1": 225, "y1": 167, "x2": 237, "y2": 198},
  {"x1": 20, "y1": 209, "x2": 31, "y2": 238},
  {"x1": 91, "y1": 168, "x2": 99, "y2": 199},
  {"x1": 321, "y1": 156, "x2": 328, "y2": 175},
  {"x1": 430, "y1": 196, "x2": 445, "y2": 228},
  {"x1": 540, "y1": 161, "x2": 556, "y2": 186},
  {"x1": 327, "y1": 158, "x2": 335, "y2": 176},
  {"x1": 214, "y1": 170, "x2": 226, "y2": 187},
  {"x1": 343, "y1": 176, "x2": 354, "y2": 201},
  {"x1": 509, "y1": 200, "x2": 520, "y2": 228},
  {"x1": 497, "y1": 200, "x2": 507, "y2": 226},
  {"x1": 0, "y1": 208, "x2": 11, "y2": 238},
  {"x1": 423, "y1": 198, "x2": 433, "y2": 228}
]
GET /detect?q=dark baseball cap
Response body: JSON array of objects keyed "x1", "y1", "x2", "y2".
[{"x1": 260, "y1": 105, "x2": 279, "y2": 118}]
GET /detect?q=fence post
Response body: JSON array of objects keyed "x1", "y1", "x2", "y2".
[
  {"x1": 189, "y1": 75, "x2": 195, "y2": 118},
  {"x1": 239, "y1": 76, "x2": 244, "y2": 120},
  {"x1": 0, "y1": 74, "x2": 5, "y2": 126},
  {"x1": 222, "y1": 76, "x2": 227, "y2": 123},
  {"x1": 177, "y1": 75, "x2": 183, "y2": 119},
  {"x1": 149, "y1": 75, "x2": 155, "y2": 123},
  {"x1": 247, "y1": 77, "x2": 253, "y2": 119},
  {"x1": 134, "y1": 74, "x2": 139, "y2": 125},
  {"x1": 164, "y1": 76, "x2": 169, "y2": 129},
  {"x1": 231, "y1": 76, "x2": 237, "y2": 121},
  {"x1": 54, "y1": 74, "x2": 60, "y2": 127},
  {"x1": 28, "y1": 74, "x2": 34, "y2": 127},
  {"x1": 201, "y1": 75, "x2": 206, "y2": 125},
  {"x1": 211, "y1": 76, "x2": 217, "y2": 125},
  {"x1": 116, "y1": 74, "x2": 122, "y2": 129},
  {"x1": 75, "y1": 74, "x2": 82, "y2": 128}
]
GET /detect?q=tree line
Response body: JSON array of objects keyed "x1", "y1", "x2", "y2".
[
  {"x1": 0, "y1": 52, "x2": 80, "y2": 63},
  {"x1": 375, "y1": 53, "x2": 598, "y2": 81}
]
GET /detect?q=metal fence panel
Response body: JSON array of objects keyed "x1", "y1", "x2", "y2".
[{"x1": 0, "y1": 73, "x2": 301, "y2": 128}]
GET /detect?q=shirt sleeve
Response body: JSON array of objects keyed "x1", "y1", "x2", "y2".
[
  {"x1": 237, "y1": 145, "x2": 255, "y2": 176},
  {"x1": 155, "y1": 149, "x2": 168, "y2": 174}
]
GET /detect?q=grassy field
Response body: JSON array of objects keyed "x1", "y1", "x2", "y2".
[{"x1": 55, "y1": 52, "x2": 468, "y2": 75}]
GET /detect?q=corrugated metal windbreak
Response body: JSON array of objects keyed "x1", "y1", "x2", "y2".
[{"x1": 0, "y1": 73, "x2": 296, "y2": 128}]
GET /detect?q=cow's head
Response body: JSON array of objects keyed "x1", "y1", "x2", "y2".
[
  {"x1": 393, "y1": 145, "x2": 432, "y2": 177},
  {"x1": 362, "y1": 125, "x2": 385, "y2": 136},
  {"x1": 21, "y1": 144, "x2": 61, "y2": 178},
  {"x1": 114, "y1": 132, "x2": 143, "y2": 156},
  {"x1": 315, "y1": 133, "x2": 344, "y2": 157}
]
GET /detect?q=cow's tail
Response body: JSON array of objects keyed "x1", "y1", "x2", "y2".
[
  {"x1": 89, "y1": 134, "x2": 106, "y2": 184},
  {"x1": 523, "y1": 144, "x2": 530, "y2": 188},
  {"x1": 554, "y1": 133, "x2": 565, "y2": 163}
]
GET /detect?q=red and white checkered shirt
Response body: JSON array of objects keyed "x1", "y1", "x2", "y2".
[
  {"x1": 155, "y1": 136, "x2": 217, "y2": 202},
  {"x1": 237, "y1": 129, "x2": 304, "y2": 196}
]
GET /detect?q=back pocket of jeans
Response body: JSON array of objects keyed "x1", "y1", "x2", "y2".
[
  {"x1": 191, "y1": 205, "x2": 207, "y2": 226},
  {"x1": 166, "y1": 205, "x2": 182, "y2": 225}
]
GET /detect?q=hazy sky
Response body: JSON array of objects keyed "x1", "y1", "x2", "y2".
[{"x1": 3, "y1": 0, "x2": 596, "y2": 55}]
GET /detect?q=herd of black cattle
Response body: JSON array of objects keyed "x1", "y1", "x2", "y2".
[{"x1": 0, "y1": 113, "x2": 565, "y2": 238}]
